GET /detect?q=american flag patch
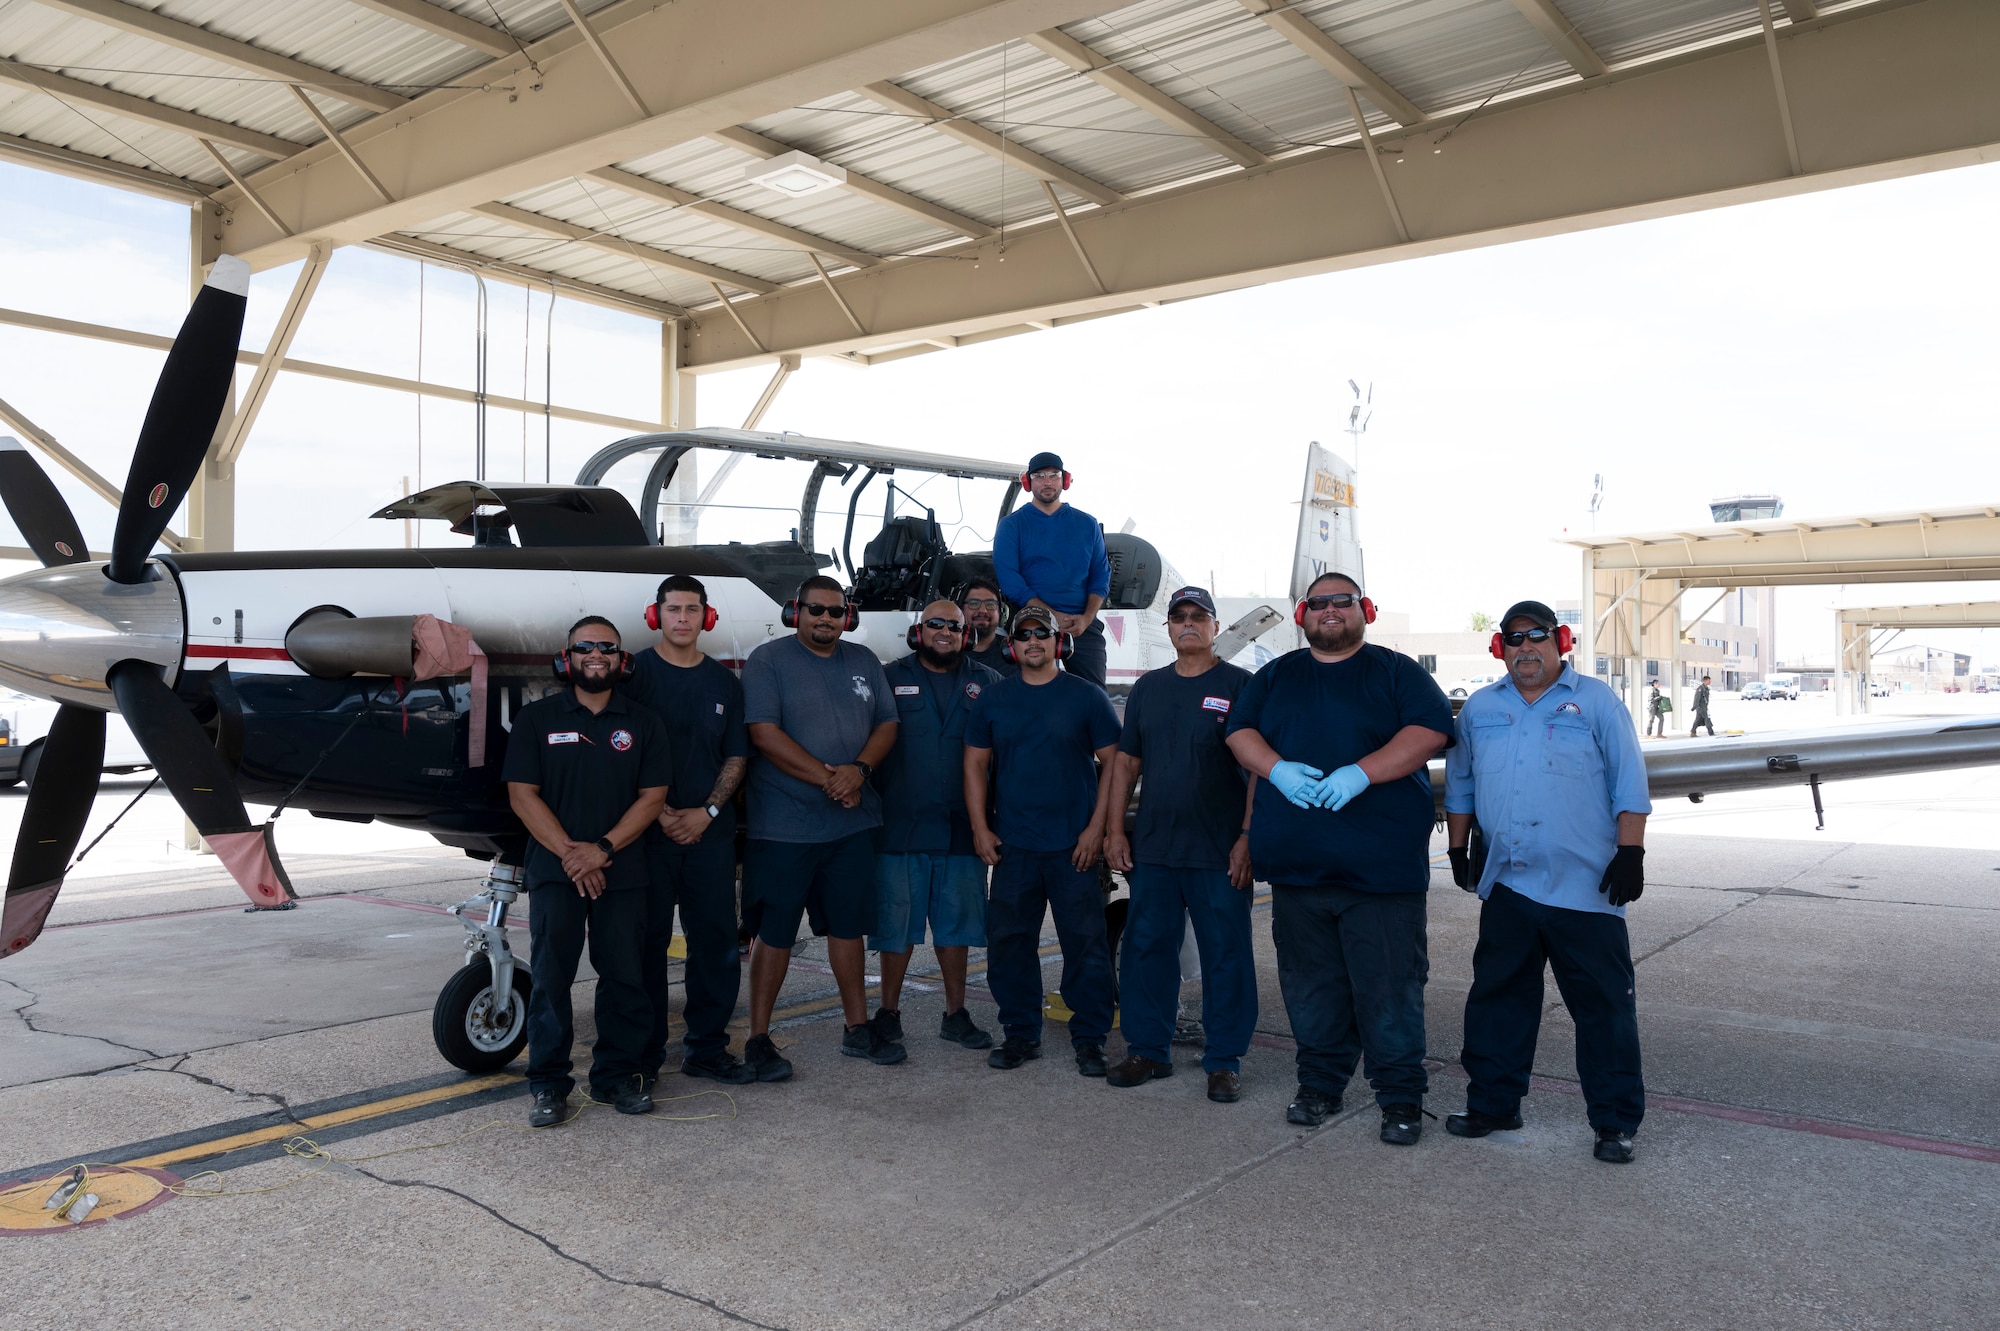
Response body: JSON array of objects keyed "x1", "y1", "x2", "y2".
[{"x1": 1202, "y1": 697, "x2": 1231, "y2": 713}]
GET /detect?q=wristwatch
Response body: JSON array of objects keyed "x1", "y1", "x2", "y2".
[
  {"x1": 853, "y1": 760, "x2": 873, "y2": 780},
  {"x1": 704, "y1": 803, "x2": 721, "y2": 820},
  {"x1": 594, "y1": 836, "x2": 614, "y2": 856}
]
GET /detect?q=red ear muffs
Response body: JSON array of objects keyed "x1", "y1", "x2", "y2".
[
  {"x1": 1002, "y1": 629, "x2": 1073, "y2": 664},
  {"x1": 905, "y1": 619, "x2": 953, "y2": 651},
  {"x1": 1020, "y1": 471, "x2": 1074, "y2": 491},
  {"x1": 1490, "y1": 624, "x2": 1576, "y2": 660},
  {"x1": 1292, "y1": 595, "x2": 1377, "y2": 626},
  {"x1": 647, "y1": 601, "x2": 718, "y2": 632}
]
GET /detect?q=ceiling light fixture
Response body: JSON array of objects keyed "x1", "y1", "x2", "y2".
[{"x1": 744, "y1": 149, "x2": 848, "y2": 198}]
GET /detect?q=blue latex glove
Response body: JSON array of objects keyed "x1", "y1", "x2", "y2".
[
  {"x1": 1268, "y1": 760, "x2": 1326, "y2": 809},
  {"x1": 1311, "y1": 764, "x2": 1371, "y2": 811}
]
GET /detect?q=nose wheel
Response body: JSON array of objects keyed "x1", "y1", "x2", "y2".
[{"x1": 432, "y1": 960, "x2": 531, "y2": 1072}]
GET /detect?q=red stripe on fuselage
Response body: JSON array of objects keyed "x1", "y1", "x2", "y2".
[{"x1": 187, "y1": 645, "x2": 290, "y2": 660}]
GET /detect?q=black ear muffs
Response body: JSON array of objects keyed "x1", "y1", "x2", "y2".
[
  {"x1": 647, "y1": 601, "x2": 718, "y2": 632},
  {"x1": 1020, "y1": 471, "x2": 1074, "y2": 491},
  {"x1": 785, "y1": 600, "x2": 859, "y2": 631},
  {"x1": 1490, "y1": 624, "x2": 1575, "y2": 660},
  {"x1": 1293, "y1": 595, "x2": 1377, "y2": 626}
]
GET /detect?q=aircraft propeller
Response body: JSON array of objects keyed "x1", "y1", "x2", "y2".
[{"x1": 1, "y1": 255, "x2": 295, "y2": 959}]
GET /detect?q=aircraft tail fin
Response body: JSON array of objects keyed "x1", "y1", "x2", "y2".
[{"x1": 1290, "y1": 441, "x2": 1363, "y2": 602}]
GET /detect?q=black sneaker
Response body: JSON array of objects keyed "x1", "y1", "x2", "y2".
[
  {"x1": 1074, "y1": 1043, "x2": 1108, "y2": 1077},
  {"x1": 1446, "y1": 1108, "x2": 1524, "y2": 1138},
  {"x1": 681, "y1": 1048, "x2": 756, "y2": 1085},
  {"x1": 528, "y1": 1090, "x2": 570, "y2": 1128},
  {"x1": 842, "y1": 1022, "x2": 908, "y2": 1065},
  {"x1": 1593, "y1": 1127, "x2": 1636, "y2": 1164},
  {"x1": 939, "y1": 1007, "x2": 993, "y2": 1050},
  {"x1": 1286, "y1": 1084, "x2": 1340, "y2": 1127},
  {"x1": 987, "y1": 1036, "x2": 1042, "y2": 1070},
  {"x1": 612, "y1": 1074, "x2": 654, "y2": 1116},
  {"x1": 870, "y1": 1008, "x2": 905, "y2": 1045},
  {"x1": 1380, "y1": 1102, "x2": 1429, "y2": 1146},
  {"x1": 742, "y1": 1033, "x2": 793, "y2": 1083}
]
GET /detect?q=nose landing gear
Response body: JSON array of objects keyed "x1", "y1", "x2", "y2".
[{"x1": 432, "y1": 860, "x2": 532, "y2": 1072}]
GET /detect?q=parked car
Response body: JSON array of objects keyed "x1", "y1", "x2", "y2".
[
  {"x1": 1446, "y1": 674, "x2": 1504, "y2": 698},
  {"x1": 1741, "y1": 681, "x2": 1774, "y2": 700},
  {"x1": 1870, "y1": 682, "x2": 1894, "y2": 697},
  {"x1": 0, "y1": 689, "x2": 148, "y2": 788}
]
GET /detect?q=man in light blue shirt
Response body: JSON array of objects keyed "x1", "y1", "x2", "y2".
[{"x1": 1442, "y1": 599, "x2": 1651, "y2": 1164}]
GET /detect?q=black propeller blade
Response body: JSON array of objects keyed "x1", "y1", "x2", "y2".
[
  {"x1": 108, "y1": 255, "x2": 250, "y2": 585},
  {"x1": 105, "y1": 659, "x2": 295, "y2": 907},
  {"x1": 2, "y1": 705, "x2": 104, "y2": 957},
  {"x1": 0, "y1": 437, "x2": 89, "y2": 567}
]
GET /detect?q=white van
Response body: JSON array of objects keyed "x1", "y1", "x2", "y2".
[{"x1": 0, "y1": 689, "x2": 149, "y2": 787}]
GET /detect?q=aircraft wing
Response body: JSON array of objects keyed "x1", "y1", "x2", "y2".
[{"x1": 1216, "y1": 605, "x2": 1286, "y2": 662}]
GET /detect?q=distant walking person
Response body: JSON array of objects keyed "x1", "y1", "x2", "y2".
[
  {"x1": 1690, "y1": 675, "x2": 1715, "y2": 737},
  {"x1": 1445, "y1": 599, "x2": 1651, "y2": 1164},
  {"x1": 1645, "y1": 681, "x2": 1669, "y2": 737},
  {"x1": 993, "y1": 451, "x2": 1112, "y2": 690}
]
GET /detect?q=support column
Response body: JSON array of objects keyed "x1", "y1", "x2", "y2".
[
  {"x1": 1578, "y1": 548, "x2": 1597, "y2": 683},
  {"x1": 1669, "y1": 579, "x2": 1683, "y2": 730},
  {"x1": 658, "y1": 319, "x2": 699, "y2": 544},
  {"x1": 187, "y1": 203, "x2": 236, "y2": 555},
  {"x1": 1834, "y1": 613, "x2": 1849, "y2": 717},
  {"x1": 1629, "y1": 576, "x2": 1646, "y2": 735}
]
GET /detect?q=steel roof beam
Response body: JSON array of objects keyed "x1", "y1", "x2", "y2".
[
  {"x1": 584, "y1": 166, "x2": 881, "y2": 267},
  {"x1": 344, "y1": 0, "x2": 518, "y2": 59},
  {"x1": 215, "y1": 0, "x2": 1113, "y2": 270},
  {"x1": 679, "y1": 0, "x2": 2000, "y2": 370},
  {"x1": 859, "y1": 78, "x2": 1124, "y2": 206},
  {"x1": 1507, "y1": 0, "x2": 1608, "y2": 79},
  {"x1": 708, "y1": 125, "x2": 996, "y2": 241},
  {"x1": 1236, "y1": 1, "x2": 1423, "y2": 128},
  {"x1": 364, "y1": 233, "x2": 687, "y2": 320},
  {"x1": 0, "y1": 56, "x2": 302, "y2": 159},
  {"x1": 1025, "y1": 27, "x2": 1267, "y2": 169},
  {"x1": 467, "y1": 200, "x2": 778, "y2": 294},
  {"x1": 34, "y1": 0, "x2": 409, "y2": 114},
  {"x1": 0, "y1": 128, "x2": 203, "y2": 199}
]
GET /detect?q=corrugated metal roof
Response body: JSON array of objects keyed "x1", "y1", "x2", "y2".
[{"x1": 0, "y1": 0, "x2": 1870, "y2": 316}]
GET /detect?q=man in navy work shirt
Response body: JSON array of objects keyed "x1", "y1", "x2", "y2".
[
  {"x1": 504, "y1": 616, "x2": 670, "y2": 1128},
  {"x1": 993, "y1": 451, "x2": 1112, "y2": 689},
  {"x1": 741, "y1": 575, "x2": 900, "y2": 1077},
  {"x1": 1225, "y1": 572, "x2": 1453, "y2": 1144},
  {"x1": 964, "y1": 605, "x2": 1123, "y2": 1076},
  {"x1": 623, "y1": 574, "x2": 756, "y2": 1089},
  {"x1": 961, "y1": 577, "x2": 1017, "y2": 678},
  {"x1": 870, "y1": 598, "x2": 1001, "y2": 1054},
  {"x1": 1104, "y1": 586, "x2": 1257, "y2": 1105},
  {"x1": 1444, "y1": 599, "x2": 1651, "y2": 1164}
]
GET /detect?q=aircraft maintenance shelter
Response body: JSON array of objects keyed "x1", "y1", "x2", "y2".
[{"x1": 0, "y1": 2, "x2": 1997, "y2": 1327}]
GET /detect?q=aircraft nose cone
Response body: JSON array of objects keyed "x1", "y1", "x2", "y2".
[{"x1": 0, "y1": 561, "x2": 183, "y2": 709}]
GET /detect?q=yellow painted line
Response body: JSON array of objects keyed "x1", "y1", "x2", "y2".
[{"x1": 121, "y1": 1072, "x2": 520, "y2": 1170}]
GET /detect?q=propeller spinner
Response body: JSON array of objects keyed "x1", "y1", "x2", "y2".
[{"x1": 0, "y1": 255, "x2": 296, "y2": 958}]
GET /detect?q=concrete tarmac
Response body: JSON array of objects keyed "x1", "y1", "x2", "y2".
[{"x1": 2, "y1": 824, "x2": 1996, "y2": 1329}]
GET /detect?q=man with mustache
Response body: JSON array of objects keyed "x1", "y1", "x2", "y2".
[{"x1": 1225, "y1": 573, "x2": 1453, "y2": 1143}]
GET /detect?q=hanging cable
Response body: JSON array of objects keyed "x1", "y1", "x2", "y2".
[{"x1": 543, "y1": 282, "x2": 556, "y2": 483}]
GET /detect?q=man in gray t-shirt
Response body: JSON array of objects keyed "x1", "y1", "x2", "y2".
[{"x1": 737, "y1": 576, "x2": 900, "y2": 1079}]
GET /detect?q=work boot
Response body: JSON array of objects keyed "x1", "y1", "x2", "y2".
[
  {"x1": 742, "y1": 1033, "x2": 793, "y2": 1083},
  {"x1": 988, "y1": 1036, "x2": 1041, "y2": 1070},
  {"x1": 1446, "y1": 1108, "x2": 1524, "y2": 1138},
  {"x1": 1105, "y1": 1053, "x2": 1172, "y2": 1087},
  {"x1": 1286, "y1": 1084, "x2": 1340, "y2": 1127},
  {"x1": 842, "y1": 1022, "x2": 908, "y2": 1065},
  {"x1": 528, "y1": 1090, "x2": 570, "y2": 1129},
  {"x1": 1593, "y1": 1127, "x2": 1637, "y2": 1164},
  {"x1": 1380, "y1": 1102, "x2": 1428, "y2": 1145},
  {"x1": 1074, "y1": 1043, "x2": 1108, "y2": 1077},
  {"x1": 939, "y1": 1007, "x2": 994, "y2": 1050},
  {"x1": 681, "y1": 1047, "x2": 756, "y2": 1085},
  {"x1": 870, "y1": 1007, "x2": 905, "y2": 1045},
  {"x1": 1206, "y1": 1070, "x2": 1241, "y2": 1104},
  {"x1": 611, "y1": 1074, "x2": 654, "y2": 1116}
]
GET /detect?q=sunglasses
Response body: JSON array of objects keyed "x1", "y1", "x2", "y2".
[
  {"x1": 568, "y1": 641, "x2": 620, "y2": 656},
  {"x1": 1302, "y1": 593, "x2": 1363, "y2": 612},
  {"x1": 1168, "y1": 610, "x2": 1213, "y2": 625},
  {"x1": 1500, "y1": 628, "x2": 1558, "y2": 646},
  {"x1": 799, "y1": 602, "x2": 850, "y2": 618},
  {"x1": 1010, "y1": 626, "x2": 1055, "y2": 641},
  {"x1": 920, "y1": 618, "x2": 965, "y2": 633}
]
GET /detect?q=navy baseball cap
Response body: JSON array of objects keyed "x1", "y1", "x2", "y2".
[
  {"x1": 1026, "y1": 451, "x2": 1064, "y2": 475},
  {"x1": 1500, "y1": 599, "x2": 1559, "y2": 630},
  {"x1": 1167, "y1": 586, "x2": 1218, "y2": 616}
]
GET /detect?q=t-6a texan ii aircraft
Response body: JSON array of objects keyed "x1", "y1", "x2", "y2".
[{"x1": 2, "y1": 265, "x2": 1998, "y2": 1077}]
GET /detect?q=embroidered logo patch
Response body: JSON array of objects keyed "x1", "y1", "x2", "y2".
[
  {"x1": 964, "y1": 681, "x2": 983, "y2": 700},
  {"x1": 1202, "y1": 696, "x2": 1231, "y2": 713},
  {"x1": 851, "y1": 675, "x2": 873, "y2": 701},
  {"x1": 715, "y1": 702, "x2": 725, "y2": 715},
  {"x1": 547, "y1": 731, "x2": 581, "y2": 745},
  {"x1": 609, "y1": 729, "x2": 634, "y2": 751},
  {"x1": 894, "y1": 685, "x2": 921, "y2": 696},
  {"x1": 1554, "y1": 701, "x2": 1582, "y2": 715}
]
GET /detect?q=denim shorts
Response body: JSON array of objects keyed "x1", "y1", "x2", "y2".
[{"x1": 870, "y1": 852, "x2": 989, "y2": 952}]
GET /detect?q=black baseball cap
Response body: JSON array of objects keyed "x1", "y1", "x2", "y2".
[
  {"x1": 1500, "y1": 599, "x2": 1559, "y2": 630},
  {"x1": 1167, "y1": 586, "x2": 1217, "y2": 617},
  {"x1": 1026, "y1": 451, "x2": 1064, "y2": 475}
]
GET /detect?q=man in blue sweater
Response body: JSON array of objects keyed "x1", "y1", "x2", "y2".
[{"x1": 994, "y1": 451, "x2": 1112, "y2": 689}]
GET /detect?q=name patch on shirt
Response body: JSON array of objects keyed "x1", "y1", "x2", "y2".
[
  {"x1": 894, "y1": 685, "x2": 921, "y2": 696},
  {"x1": 1202, "y1": 696, "x2": 1232, "y2": 713},
  {"x1": 546, "y1": 731, "x2": 582, "y2": 745},
  {"x1": 609, "y1": 728, "x2": 634, "y2": 752}
]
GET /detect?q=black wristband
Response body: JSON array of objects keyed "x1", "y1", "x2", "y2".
[{"x1": 594, "y1": 837, "x2": 614, "y2": 856}]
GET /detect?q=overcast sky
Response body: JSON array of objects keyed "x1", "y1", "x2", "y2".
[{"x1": 2, "y1": 155, "x2": 1995, "y2": 665}]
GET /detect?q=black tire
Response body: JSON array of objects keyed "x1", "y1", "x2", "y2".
[
  {"x1": 432, "y1": 960, "x2": 532, "y2": 1073},
  {"x1": 18, "y1": 740, "x2": 42, "y2": 791}
]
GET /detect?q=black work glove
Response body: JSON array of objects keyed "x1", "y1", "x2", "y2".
[
  {"x1": 1448, "y1": 846, "x2": 1475, "y2": 891},
  {"x1": 1599, "y1": 845, "x2": 1645, "y2": 907}
]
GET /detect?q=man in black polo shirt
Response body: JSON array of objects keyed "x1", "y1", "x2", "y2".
[
  {"x1": 624, "y1": 574, "x2": 756, "y2": 1088},
  {"x1": 1104, "y1": 586, "x2": 1257, "y2": 1104},
  {"x1": 504, "y1": 616, "x2": 671, "y2": 1128},
  {"x1": 964, "y1": 605, "x2": 1122, "y2": 1076},
  {"x1": 871, "y1": 597, "x2": 1000, "y2": 1053},
  {"x1": 961, "y1": 577, "x2": 1016, "y2": 678}
]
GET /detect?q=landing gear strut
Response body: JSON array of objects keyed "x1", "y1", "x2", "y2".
[{"x1": 432, "y1": 860, "x2": 532, "y2": 1072}]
